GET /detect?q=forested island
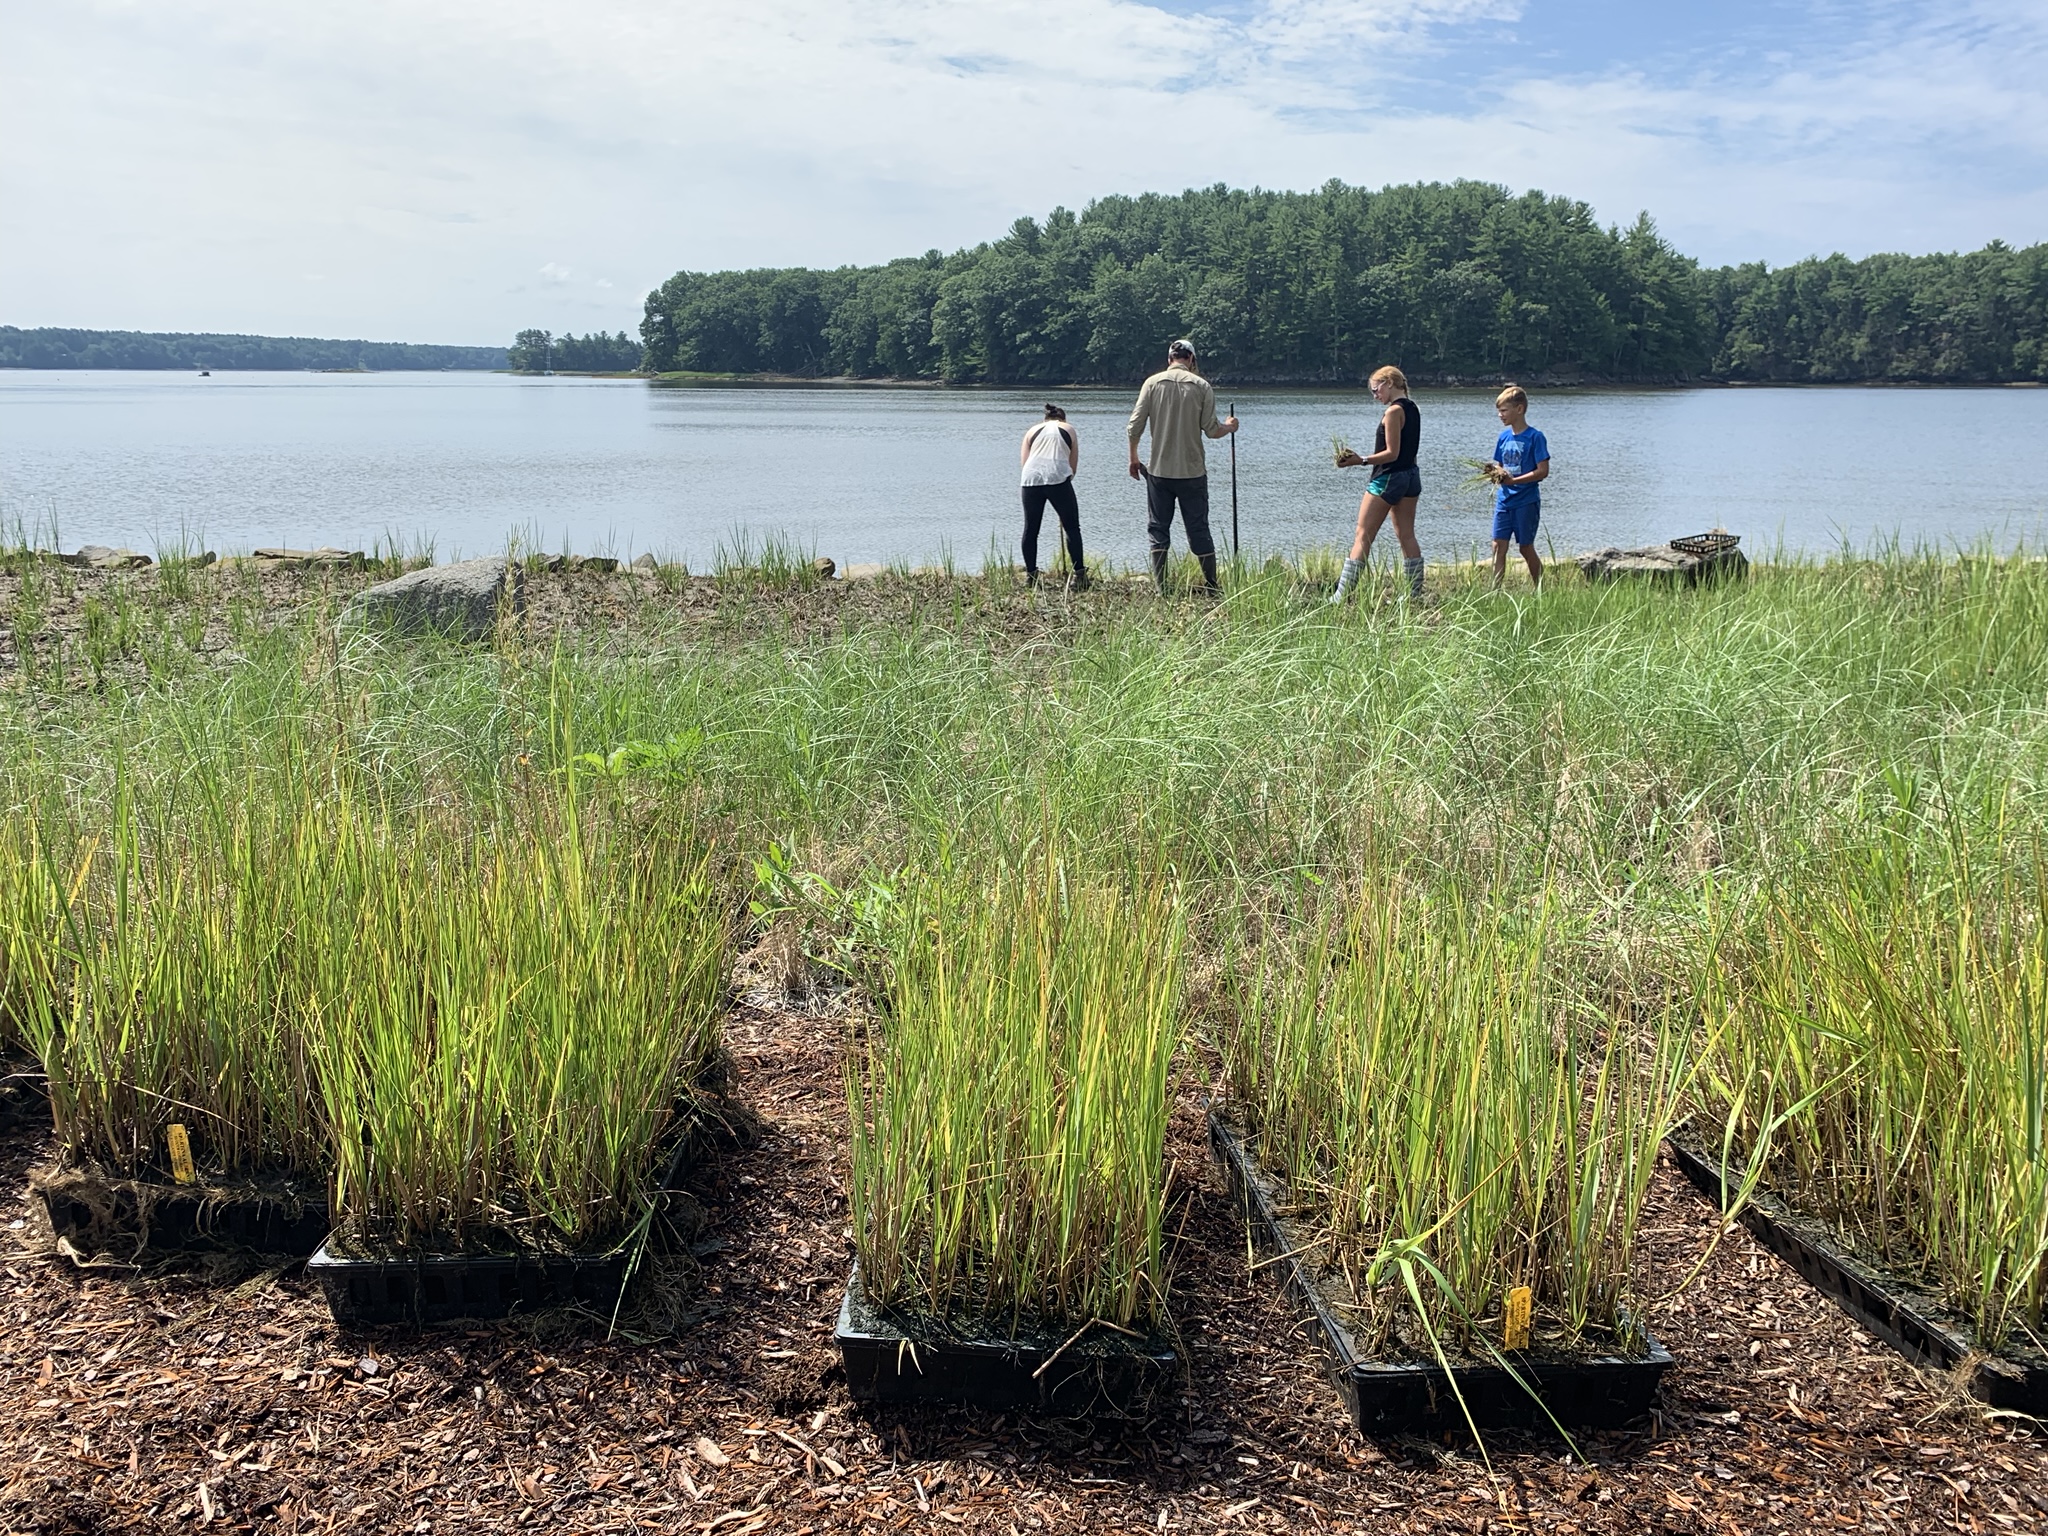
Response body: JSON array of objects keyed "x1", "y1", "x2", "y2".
[
  {"x1": 0, "y1": 328, "x2": 506, "y2": 371},
  {"x1": 641, "y1": 180, "x2": 2048, "y2": 386}
]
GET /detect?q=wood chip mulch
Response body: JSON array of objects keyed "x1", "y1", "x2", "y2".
[{"x1": 4, "y1": 985, "x2": 2048, "y2": 1535}]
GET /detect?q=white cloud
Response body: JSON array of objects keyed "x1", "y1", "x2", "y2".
[{"x1": 1, "y1": 0, "x2": 2042, "y2": 343}]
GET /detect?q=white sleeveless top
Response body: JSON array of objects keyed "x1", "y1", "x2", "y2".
[{"x1": 1020, "y1": 420, "x2": 1073, "y2": 486}]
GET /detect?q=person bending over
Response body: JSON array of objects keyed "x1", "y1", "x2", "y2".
[
  {"x1": 1332, "y1": 365, "x2": 1424, "y2": 603},
  {"x1": 1019, "y1": 403, "x2": 1087, "y2": 589},
  {"x1": 1488, "y1": 384, "x2": 1550, "y2": 590},
  {"x1": 1126, "y1": 339, "x2": 1238, "y2": 596}
]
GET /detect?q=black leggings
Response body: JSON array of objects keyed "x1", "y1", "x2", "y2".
[{"x1": 1021, "y1": 479, "x2": 1084, "y2": 574}]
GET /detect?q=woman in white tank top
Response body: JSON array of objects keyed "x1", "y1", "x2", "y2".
[{"x1": 1017, "y1": 405, "x2": 1087, "y2": 589}]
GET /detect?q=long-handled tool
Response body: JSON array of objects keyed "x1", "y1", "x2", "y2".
[{"x1": 1229, "y1": 399, "x2": 1240, "y2": 562}]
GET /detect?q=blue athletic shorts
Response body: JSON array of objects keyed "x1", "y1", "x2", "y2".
[
  {"x1": 1492, "y1": 500, "x2": 1540, "y2": 546},
  {"x1": 1368, "y1": 468, "x2": 1421, "y2": 502}
]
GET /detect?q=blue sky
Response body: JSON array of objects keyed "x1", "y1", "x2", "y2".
[{"x1": 2, "y1": 0, "x2": 2043, "y2": 344}]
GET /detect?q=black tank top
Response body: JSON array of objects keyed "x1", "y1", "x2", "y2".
[{"x1": 1372, "y1": 398, "x2": 1420, "y2": 473}]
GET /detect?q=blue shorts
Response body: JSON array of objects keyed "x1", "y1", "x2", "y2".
[
  {"x1": 1492, "y1": 500, "x2": 1540, "y2": 546},
  {"x1": 1368, "y1": 468, "x2": 1421, "y2": 502}
]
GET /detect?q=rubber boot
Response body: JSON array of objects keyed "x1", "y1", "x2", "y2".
[
  {"x1": 1330, "y1": 556, "x2": 1365, "y2": 605},
  {"x1": 1150, "y1": 547, "x2": 1170, "y2": 593},
  {"x1": 1403, "y1": 554, "x2": 1425, "y2": 601},
  {"x1": 1071, "y1": 562, "x2": 1091, "y2": 593},
  {"x1": 1197, "y1": 552, "x2": 1221, "y2": 597}
]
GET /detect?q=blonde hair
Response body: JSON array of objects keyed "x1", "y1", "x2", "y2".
[
  {"x1": 1496, "y1": 384, "x2": 1528, "y2": 409},
  {"x1": 1369, "y1": 365, "x2": 1408, "y2": 393}
]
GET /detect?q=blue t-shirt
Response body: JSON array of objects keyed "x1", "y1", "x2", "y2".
[{"x1": 1493, "y1": 426, "x2": 1550, "y2": 512}]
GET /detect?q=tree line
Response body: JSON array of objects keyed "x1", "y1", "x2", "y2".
[
  {"x1": 0, "y1": 328, "x2": 506, "y2": 371},
  {"x1": 638, "y1": 180, "x2": 2048, "y2": 385},
  {"x1": 507, "y1": 330, "x2": 643, "y2": 373}
]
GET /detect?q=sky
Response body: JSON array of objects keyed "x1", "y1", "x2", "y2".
[{"x1": 3, "y1": 0, "x2": 2044, "y2": 347}]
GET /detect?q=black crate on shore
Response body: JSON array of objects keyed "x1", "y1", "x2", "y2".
[
  {"x1": 835, "y1": 1262, "x2": 1177, "y2": 1414},
  {"x1": 1669, "y1": 531, "x2": 1740, "y2": 556},
  {"x1": 1210, "y1": 1107, "x2": 1673, "y2": 1435}
]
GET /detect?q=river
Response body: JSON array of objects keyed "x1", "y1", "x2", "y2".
[{"x1": 3, "y1": 371, "x2": 2044, "y2": 570}]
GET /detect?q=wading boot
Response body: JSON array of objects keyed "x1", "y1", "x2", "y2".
[
  {"x1": 1150, "y1": 547, "x2": 1170, "y2": 593},
  {"x1": 1197, "y1": 552, "x2": 1222, "y2": 597}
]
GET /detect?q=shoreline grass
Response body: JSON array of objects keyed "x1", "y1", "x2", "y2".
[{"x1": 5, "y1": 543, "x2": 2046, "y2": 1335}]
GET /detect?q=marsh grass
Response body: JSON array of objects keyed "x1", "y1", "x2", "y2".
[
  {"x1": 1698, "y1": 832, "x2": 2048, "y2": 1348},
  {"x1": 312, "y1": 792, "x2": 731, "y2": 1249},
  {"x1": 1226, "y1": 882, "x2": 1689, "y2": 1358},
  {"x1": 6, "y1": 543, "x2": 2048, "y2": 1315},
  {"x1": 4, "y1": 742, "x2": 732, "y2": 1249},
  {"x1": 848, "y1": 848, "x2": 1184, "y2": 1329}
]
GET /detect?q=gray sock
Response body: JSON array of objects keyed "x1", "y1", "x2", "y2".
[
  {"x1": 1402, "y1": 554, "x2": 1425, "y2": 599},
  {"x1": 1331, "y1": 556, "x2": 1366, "y2": 602}
]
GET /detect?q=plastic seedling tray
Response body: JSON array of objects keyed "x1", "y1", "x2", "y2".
[
  {"x1": 308, "y1": 1240, "x2": 632, "y2": 1328},
  {"x1": 35, "y1": 1169, "x2": 330, "y2": 1260},
  {"x1": 835, "y1": 1261, "x2": 1178, "y2": 1414},
  {"x1": 1210, "y1": 1109, "x2": 1673, "y2": 1434},
  {"x1": 309, "y1": 1129, "x2": 714, "y2": 1328},
  {"x1": 1666, "y1": 1133, "x2": 2048, "y2": 1413}
]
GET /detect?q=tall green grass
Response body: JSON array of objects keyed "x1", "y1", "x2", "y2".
[
  {"x1": 311, "y1": 795, "x2": 730, "y2": 1249},
  {"x1": 6, "y1": 546, "x2": 2048, "y2": 1314},
  {"x1": 1698, "y1": 833, "x2": 2048, "y2": 1348},
  {"x1": 848, "y1": 850, "x2": 1184, "y2": 1329},
  {"x1": 1226, "y1": 883, "x2": 1690, "y2": 1356},
  {"x1": 3, "y1": 755, "x2": 732, "y2": 1249}
]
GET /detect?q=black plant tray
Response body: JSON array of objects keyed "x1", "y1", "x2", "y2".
[
  {"x1": 835, "y1": 1261, "x2": 1177, "y2": 1414},
  {"x1": 1666, "y1": 1132, "x2": 2048, "y2": 1413},
  {"x1": 1210, "y1": 1108, "x2": 1673, "y2": 1434},
  {"x1": 309, "y1": 1239, "x2": 632, "y2": 1328},
  {"x1": 1670, "y1": 531, "x2": 1740, "y2": 556},
  {"x1": 35, "y1": 1168, "x2": 330, "y2": 1260}
]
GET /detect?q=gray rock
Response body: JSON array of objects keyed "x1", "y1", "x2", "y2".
[
  {"x1": 632, "y1": 553, "x2": 658, "y2": 571},
  {"x1": 66, "y1": 545, "x2": 153, "y2": 570},
  {"x1": 841, "y1": 562, "x2": 887, "y2": 582},
  {"x1": 341, "y1": 556, "x2": 523, "y2": 641},
  {"x1": 1575, "y1": 543, "x2": 1748, "y2": 587},
  {"x1": 812, "y1": 556, "x2": 836, "y2": 579}
]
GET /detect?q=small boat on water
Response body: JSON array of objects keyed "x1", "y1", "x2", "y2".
[{"x1": 199, "y1": 369, "x2": 210, "y2": 376}]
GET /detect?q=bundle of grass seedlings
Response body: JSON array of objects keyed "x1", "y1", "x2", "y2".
[
  {"x1": 19, "y1": 787, "x2": 329, "y2": 1180},
  {"x1": 303, "y1": 789, "x2": 732, "y2": 1254},
  {"x1": 847, "y1": 850, "x2": 1184, "y2": 1332},
  {"x1": 11, "y1": 763, "x2": 731, "y2": 1255},
  {"x1": 1696, "y1": 833, "x2": 2048, "y2": 1351},
  {"x1": 1225, "y1": 881, "x2": 1693, "y2": 1361}
]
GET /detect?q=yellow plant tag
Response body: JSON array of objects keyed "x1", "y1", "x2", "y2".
[
  {"x1": 1504, "y1": 1285, "x2": 1532, "y2": 1351},
  {"x1": 166, "y1": 1124, "x2": 196, "y2": 1186}
]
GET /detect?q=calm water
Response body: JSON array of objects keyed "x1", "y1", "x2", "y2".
[{"x1": 3, "y1": 371, "x2": 2046, "y2": 569}]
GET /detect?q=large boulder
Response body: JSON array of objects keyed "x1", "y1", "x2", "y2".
[
  {"x1": 1576, "y1": 543, "x2": 1748, "y2": 587},
  {"x1": 341, "y1": 556, "x2": 523, "y2": 641}
]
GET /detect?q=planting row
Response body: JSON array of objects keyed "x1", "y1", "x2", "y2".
[
  {"x1": 840, "y1": 840, "x2": 2048, "y2": 1424},
  {"x1": 4, "y1": 798, "x2": 2044, "y2": 1425}
]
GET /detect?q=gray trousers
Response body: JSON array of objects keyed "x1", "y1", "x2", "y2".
[{"x1": 1143, "y1": 472, "x2": 1215, "y2": 558}]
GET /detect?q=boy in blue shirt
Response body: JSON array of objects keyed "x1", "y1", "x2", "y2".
[{"x1": 1489, "y1": 384, "x2": 1550, "y2": 590}]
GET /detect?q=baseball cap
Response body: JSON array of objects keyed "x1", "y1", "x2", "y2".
[{"x1": 1167, "y1": 339, "x2": 1196, "y2": 359}]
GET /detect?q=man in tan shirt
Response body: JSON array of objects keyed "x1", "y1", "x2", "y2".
[{"x1": 1127, "y1": 339, "x2": 1239, "y2": 594}]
